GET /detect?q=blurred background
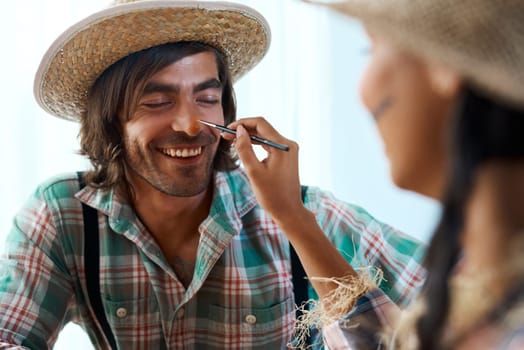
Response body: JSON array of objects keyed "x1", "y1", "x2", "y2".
[{"x1": 0, "y1": 0, "x2": 440, "y2": 348}]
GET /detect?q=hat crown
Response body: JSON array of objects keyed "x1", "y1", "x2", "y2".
[
  {"x1": 34, "y1": 0, "x2": 271, "y2": 121},
  {"x1": 319, "y1": 0, "x2": 524, "y2": 109}
]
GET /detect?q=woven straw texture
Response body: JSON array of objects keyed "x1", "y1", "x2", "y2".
[
  {"x1": 34, "y1": 1, "x2": 270, "y2": 121},
  {"x1": 309, "y1": 0, "x2": 524, "y2": 109}
]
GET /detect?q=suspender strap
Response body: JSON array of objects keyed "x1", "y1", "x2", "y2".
[
  {"x1": 290, "y1": 185, "x2": 312, "y2": 346},
  {"x1": 290, "y1": 245, "x2": 308, "y2": 318},
  {"x1": 291, "y1": 185, "x2": 309, "y2": 316},
  {"x1": 78, "y1": 172, "x2": 117, "y2": 350}
]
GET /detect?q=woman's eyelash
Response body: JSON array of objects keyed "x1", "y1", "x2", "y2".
[{"x1": 360, "y1": 46, "x2": 372, "y2": 55}]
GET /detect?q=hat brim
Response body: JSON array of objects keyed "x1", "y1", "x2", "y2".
[
  {"x1": 307, "y1": 0, "x2": 524, "y2": 109},
  {"x1": 34, "y1": 1, "x2": 271, "y2": 121}
]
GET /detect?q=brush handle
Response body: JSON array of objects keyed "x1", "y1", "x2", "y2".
[{"x1": 201, "y1": 121, "x2": 289, "y2": 151}]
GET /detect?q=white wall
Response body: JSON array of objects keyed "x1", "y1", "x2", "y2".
[
  {"x1": 233, "y1": 1, "x2": 441, "y2": 242},
  {"x1": 0, "y1": 1, "x2": 440, "y2": 348}
]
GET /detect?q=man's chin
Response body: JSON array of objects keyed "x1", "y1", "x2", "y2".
[{"x1": 155, "y1": 176, "x2": 213, "y2": 197}]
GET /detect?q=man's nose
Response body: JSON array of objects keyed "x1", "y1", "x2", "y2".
[{"x1": 171, "y1": 105, "x2": 202, "y2": 136}]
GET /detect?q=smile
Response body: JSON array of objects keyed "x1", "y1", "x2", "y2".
[{"x1": 161, "y1": 147, "x2": 202, "y2": 158}]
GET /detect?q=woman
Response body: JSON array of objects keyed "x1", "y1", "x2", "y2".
[{"x1": 224, "y1": 0, "x2": 524, "y2": 349}]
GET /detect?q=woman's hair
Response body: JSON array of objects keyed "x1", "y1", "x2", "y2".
[
  {"x1": 78, "y1": 41, "x2": 238, "y2": 190},
  {"x1": 416, "y1": 87, "x2": 524, "y2": 349}
]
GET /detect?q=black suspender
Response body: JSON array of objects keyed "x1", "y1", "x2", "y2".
[
  {"x1": 290, "y1": 185, "x2": 311, "y2": 346},
  {"x1": 78, "y1": 172, "x2": 117, "y2": 350},
  {"x1": 291, "y1": 185, "x2": 310, "y2": 317}
]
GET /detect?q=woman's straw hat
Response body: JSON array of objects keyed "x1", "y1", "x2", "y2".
[
  {"x1": 34, "y1": 0, "x2": 271, "y2": 121},
  {"x1": 304, "y1": 0, "x2": 524, "y2": 109}
]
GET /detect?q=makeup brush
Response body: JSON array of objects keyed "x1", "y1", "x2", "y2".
[{"x1": 198, "y1": 120, "x2": 289, "y2": 151}]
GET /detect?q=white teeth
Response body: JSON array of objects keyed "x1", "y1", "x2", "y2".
[{"x1": 162, "y1": 147, "x2": 202, "y2": 158}]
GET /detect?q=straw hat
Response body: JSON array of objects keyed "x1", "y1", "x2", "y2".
[
  {"x1": 34, "y1": 0, "x2": 271, "y2": 121},
  {"x1": 304, "y1": 0, "x2": 524, "y2": 109}
]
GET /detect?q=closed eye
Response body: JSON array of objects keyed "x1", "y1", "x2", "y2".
[
  {"x1": 142, "y1": 101, "x2": 172, "y2": 108},
  {"x1": 197, "y1": 98, "x2": 220, "y2": 105}
]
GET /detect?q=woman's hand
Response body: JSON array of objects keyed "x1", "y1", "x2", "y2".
[
  {"x1": 225, "y1": 117, "x2": 359, "y2": 298},
  {"x1": 224, "y1": 117, "x2": 307, "y2": 229}
]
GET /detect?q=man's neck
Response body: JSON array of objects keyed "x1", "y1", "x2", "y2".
[
  {"x1": 126, "y1": 178, "x2": 213, "y2": 289},
  {"x1": 127, "y1": 175, "x2": 214, "y2": 247}
]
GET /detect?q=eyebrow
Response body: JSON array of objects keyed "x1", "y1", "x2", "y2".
[
  {"x1": 194, "y1": 78, "x2": 222, "y2": 93},
  {"x1": 143, "y1": 78, "x2": 222, "y2": 95}
]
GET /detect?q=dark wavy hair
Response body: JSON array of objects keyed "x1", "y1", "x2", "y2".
[
  {"x1": 78, "y1": 41, "x2": 238, "y2": 190},
  {"x1": 416, "y1": 87, "x2": 524, "y2": 349}
]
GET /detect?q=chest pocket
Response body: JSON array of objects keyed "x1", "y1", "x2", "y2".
[
  {"x1": 205, "y1": 297, "x2": 295, "y2": 348},
  {"x1": 101, "y1": 296, "x2": 164, "y2": 348},
  {"x1": 102, "y1": 296, "x2": 160, "y2": 326}
]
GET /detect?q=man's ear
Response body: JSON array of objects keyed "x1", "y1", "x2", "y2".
[{"x1": 427, "y1": 62, "x2": 463, "y2": 98}]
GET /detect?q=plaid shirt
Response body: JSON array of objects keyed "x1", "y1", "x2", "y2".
[
  {"x1": 0, "y1": 168, "x2": 426, "y2": 349},
  {"x1": 322, "y1": 289, "x2": 401, "y2": 349},
  {"x1": 323, "y1": 287, "x2": 524, "y2": 349}
]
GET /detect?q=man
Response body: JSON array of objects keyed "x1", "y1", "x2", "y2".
[{"x1": 0, "y1": 1, "x2": 426, "y2": 349}]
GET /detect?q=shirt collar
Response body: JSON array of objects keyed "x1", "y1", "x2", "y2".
[{"x1": 74, "y1": 168, "x2": 258, "y2": 235}]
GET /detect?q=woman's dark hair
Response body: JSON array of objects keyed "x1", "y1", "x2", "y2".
[
  {"x1": 79, "y1": 41, "x2": 238, "y2": 191},
  {"x1": 416, "y1": 87, "x2": 524, "y2": 349}
]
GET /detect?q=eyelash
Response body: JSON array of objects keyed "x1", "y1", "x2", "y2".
[
  {"x1": 360, "y1": 46, "x2": 373, "y2": 56},
  {"x1": 199, "y1": 99, "x2": 220, "y2": 105},
  {"x1": 143, "y1": 101, "x2": 170, "y2": 108},
  {"x1": 142, "y1": 99, "x2": 220, "y2": 109}
]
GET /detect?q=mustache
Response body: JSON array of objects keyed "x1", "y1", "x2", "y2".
[{"x1": 155, "y1": 130, "x2": 217, "y2": 146}]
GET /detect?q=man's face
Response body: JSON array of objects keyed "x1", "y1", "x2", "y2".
[{"x1": 121, "y1": 51, "x2": 224, "y2": 197}]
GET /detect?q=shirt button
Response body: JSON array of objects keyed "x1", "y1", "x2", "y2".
[
  {"x1": 116, "y1": 307, "x2": 127, "y2": 318},
  {"x1": 245, "y1": 314, "x2": 257, "y2": 325},
  {"x1": 176, "y1": 308, "x2": 185, "y2": 319}
]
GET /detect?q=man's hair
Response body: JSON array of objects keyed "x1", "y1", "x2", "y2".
[{"x1": 79, "y1": 41, "x2": 238, "y2": 190}]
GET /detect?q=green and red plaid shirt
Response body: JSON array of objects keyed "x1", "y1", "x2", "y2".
[{"x1": 0, "y1": 168, "x2": 426, "y2": 349}]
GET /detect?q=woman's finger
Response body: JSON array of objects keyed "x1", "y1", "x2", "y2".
[
  {"x1": 233, "y1": 125, "x2": 262, "y2": 174},
  {"x1": 228, "y1": 117, "x2": 288, "y2": 146}
]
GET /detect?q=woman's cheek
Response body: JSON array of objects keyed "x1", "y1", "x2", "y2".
[{"x1": 359, "y1": 64, "x2": 376, "y2": 114}]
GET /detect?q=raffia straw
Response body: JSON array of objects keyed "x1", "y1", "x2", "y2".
[{"x1": 290, "y1": 266, "x2": 384, "y2": 349}]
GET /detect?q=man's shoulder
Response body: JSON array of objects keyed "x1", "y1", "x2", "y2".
[
  {"x1": 219, "y1": 170, "x2": 338, "y2": 200},
  {"x1": 300, "y1": 185, "x2": 341, "y2": 208},
  {"x1": 301, "y1": 185, "x2": 388, "y2": 226},
  {"x1": 33, "y1": 172, "x2": 83, "y2": 201},
  {"x1": 14, "y1": 172, "x2": 85, "y2": 229}
]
